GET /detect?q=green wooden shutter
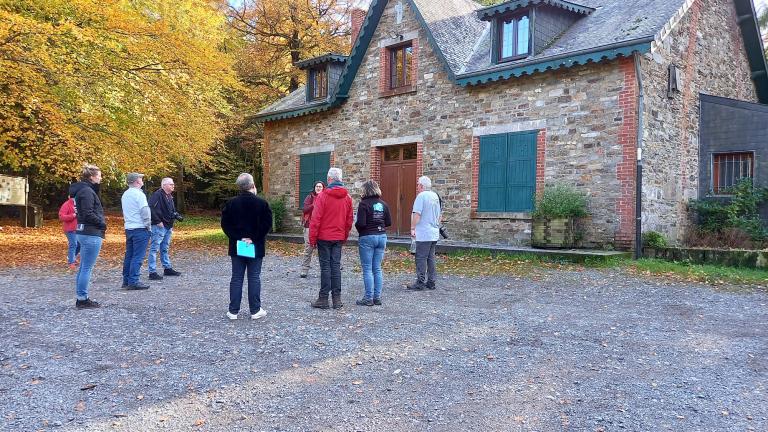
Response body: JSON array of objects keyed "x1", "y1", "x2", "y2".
[
  {"x1": 478, "y1": 134, "x2": 508, "y2": 211},
  {"x1": 478, "y1": 131, "x2": 537, "y2": 212},
  {"x1": 299, "y1": 152, "x2": 330, "y2": 208},
  {"x1": 505, "y1": 131, "x2": 537, "y2": 212}
]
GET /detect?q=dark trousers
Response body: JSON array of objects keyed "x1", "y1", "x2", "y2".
[
  {"x1": 415, "y1": 241, "x2": 437, "y2": 287},
  {"x1": 122, "y1": 228, "x2": 150, "y2": 286},
  {"x1": 229, "y1": 255, "x2": 263, "y2": 314},
  {"x1": 317, "y1": 240, "x2": 342, "y2": 296}
]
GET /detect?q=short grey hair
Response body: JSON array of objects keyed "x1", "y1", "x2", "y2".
[
  {"x1": 161, "y1": 177, "x2": 174, "y2": 186},
  {"x1": 235, "y1": 173, "x2": 255, "y2": 191},
  {"x1": 327, "y1": 167, "x2": 342, "y2": 182},
  {"x1": 361, "y1": 180, "x2": 382, "y2": 198},
  {"x1": 417, "y1": 176, "x2": 432, "y2": 190}
]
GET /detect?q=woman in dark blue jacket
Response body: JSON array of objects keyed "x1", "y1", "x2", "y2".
[
  {"x1": 354, "y1": 180, "x2": 391, "y2": 306},
  {"x1": 70, "y1": 164, "x2": 106, "y2": 309}
]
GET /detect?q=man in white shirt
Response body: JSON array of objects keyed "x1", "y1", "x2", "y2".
[
  {"x1": 121, "y1": 172, "x2": 151, "y2": 290},
  {"x1": 407, "y1": 176, "x2": 441, "y2": 291}
]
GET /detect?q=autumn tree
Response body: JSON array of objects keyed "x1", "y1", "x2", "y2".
[
  {"x1": 222, "y1": 0, "x2": 352, "y2": 107},
  {"x1": 0, "y1": 0, "x2": 241, "y2": 184}
]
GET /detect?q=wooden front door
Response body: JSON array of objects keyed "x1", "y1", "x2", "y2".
[{"x1": 379, "y1": 144, "x2": 417, "y2": 235}]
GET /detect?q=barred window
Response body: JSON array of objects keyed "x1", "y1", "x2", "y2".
[{"x1": 712, "y1": 152, "x2": 754, "y2": 194}]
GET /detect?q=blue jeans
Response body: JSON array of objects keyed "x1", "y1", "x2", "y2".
[
  {"x1": 65, "y1": 231, "x2": 80, "y2": 265},
  {"x1": 148, "y1": 225, "x2": 173, "y2": 273},
  {"x1": 122, "y1": 229, "x2": 150, "y2": 286},
  {"x1": 229, "y1": 256, "x2": 263, "y2": 314},
  {"x1": 317, "y1": 240, "x2": 343, "y2": 296},
  {"x1": 75, "y1": 234, "x2": 103, "y2": 300},
  {"x1": 358, "y1": 234, "x2": 387, "y2": 299}
]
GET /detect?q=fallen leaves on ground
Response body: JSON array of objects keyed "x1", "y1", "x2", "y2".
[{"x1": 0, "y1": 215, "x2": 302, "y2": 269}]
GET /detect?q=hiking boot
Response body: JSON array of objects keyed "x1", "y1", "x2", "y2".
[
  {"x1": 373, "y1": 298, "x2": 382, "y2": 305},
  {"x1": 355, "y1": 298, "x2": 374, "y2": 306},
  {"x1": 251, "y1": 309, "x2": 267, "y2": 320},
  {"x1": 311, "y1": 295, "x2": 330, "y2": 309},
  {"x1": 149, "y1": 272, "x2": 163, "y2": 280},
  {"x1": 125, "y1": 283, "x2": 150, "y2": 290},
  {"x1": 406, "y1": 282, "x2": 425, "y2": 291},
  {"x1": 426, "y1": 282, "x2": 436, "y2": 290},
  {"x1": 75, "y1": 299, "x2": 101, "y2": 309},
  {"x1": 163, "y1": 268, "x2": 181, "y2": 276},
  {"x1": 331, "y1": 292, "x2": 344, "y2": 309}
]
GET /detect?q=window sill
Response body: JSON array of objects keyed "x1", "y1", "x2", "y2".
[
  {"x1": 379, "y1": 85, "x2": 416, "y2": 98},
  {"x1": 471, "y1": 211, "x2": 532, "y2": 220}
]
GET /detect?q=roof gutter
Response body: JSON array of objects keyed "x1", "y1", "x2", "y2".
[{"x1": 456, "y1": 36, "x2": 655, "y2": 85}]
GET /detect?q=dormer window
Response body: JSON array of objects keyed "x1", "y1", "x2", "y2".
[
  {"x1": 309, "y1": 67, "x2": 328, "y2": 100},
  {"x1": 498, "y1": 13, "x2": 530, "y2": 62}
]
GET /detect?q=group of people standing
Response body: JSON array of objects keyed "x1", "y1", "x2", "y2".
[
  {"x1": 297, "y1": 168, "x2": 443, "y2": 310},
  {"x1": 59, "y1": 164, "x2": 181, "y2": 309},
  {"x1": 57, "y1": 164, "x2": 443, "y2": 319}
]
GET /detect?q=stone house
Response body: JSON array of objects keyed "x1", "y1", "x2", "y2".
[{"x1": 254, "y1": 0, "x2": 768, "y2": 250}]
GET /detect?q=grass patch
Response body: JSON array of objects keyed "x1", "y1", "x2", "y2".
[{"x1": 626, "y1": 258, "x2": 768, "y2": 287}]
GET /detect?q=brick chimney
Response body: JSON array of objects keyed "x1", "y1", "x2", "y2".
[{"x1": 351, "y1": 8, "x2": 367, "y2": 46}]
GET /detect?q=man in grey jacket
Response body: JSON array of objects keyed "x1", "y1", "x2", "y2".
[{"x1": 121, "y1": 172, "x2": 151, "y2": 290}]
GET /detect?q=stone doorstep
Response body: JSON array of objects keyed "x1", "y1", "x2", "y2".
[{"x1": 267, "y1": 233, "x2": 630, "y2": 260}]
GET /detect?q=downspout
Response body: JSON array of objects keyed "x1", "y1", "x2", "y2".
[{"x1": 633, "y1": 52, "x2": 644, "y2": 259}]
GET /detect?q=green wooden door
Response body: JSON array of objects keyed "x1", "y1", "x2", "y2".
[
  {"x1": 299, "y1": 152, "x2": 330, "y2": 208},
  {"x1": 478, "y1": 131, "x2": 537, "y2": 212}
]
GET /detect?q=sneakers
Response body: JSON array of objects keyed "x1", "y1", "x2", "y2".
[
  {"x1": 125, "y1": 283, "x2": 150, "y2": 290},
  {"x1": 228, "y1": 310, "x2": 268, "y2": 320},
  {"x1": 355, "y1": 298, "x2": 374, "y2": 306},
  {"x1": 75, "y1": 299, "x2": 101, "y2": 309},
  {"x1": 426, "y1": 282, "x2": 436, "y2": 290},
  {"x1": 149, "y1": 272, "x2": 163, "y2": 280},
  {"x1": 68, "y1": 263, "x2": 78, "y2": 271},
  {"x1": 373, "y1": 298, "x2": 382, "y2": 306},
  {"x1": 163, "y1": 268, "x2": 181, "y2": 276}
]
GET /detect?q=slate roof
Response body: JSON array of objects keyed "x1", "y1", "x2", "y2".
[{"x1": 255, "y1": 0, "x2": 768, "y2": 121}]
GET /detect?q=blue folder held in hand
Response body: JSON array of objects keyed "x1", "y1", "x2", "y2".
[{"x1": 236, "y1": 240, "x2": 256, "y2": 258}]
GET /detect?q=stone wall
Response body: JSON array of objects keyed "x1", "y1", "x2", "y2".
[
  {"x1": 639, "y1": 0, "x2": 758, "y2": 244},
  {"x1": 264, "y1": 0, "x2": 642, "y2": 248}
]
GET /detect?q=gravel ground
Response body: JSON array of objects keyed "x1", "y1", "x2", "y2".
[{"x1": 0, "y1": 247, "x2": 767, "y2": 432}]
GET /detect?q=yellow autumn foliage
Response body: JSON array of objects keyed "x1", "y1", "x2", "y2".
[{"x1": 0, "y1": 0, "x2": 241, "y2": 180}]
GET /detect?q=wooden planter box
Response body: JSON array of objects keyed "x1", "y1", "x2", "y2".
[{"x1": 531, "y1": 217, "x2": 576, "y2": 248}]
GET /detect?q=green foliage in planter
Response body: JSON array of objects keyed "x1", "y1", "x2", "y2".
[
  {"x1": 642, "y1": 231, "x2": 668, "y2": 249},
  {"x1": 267, "y1": 195, "x2": 287, "y2": 233},
  {"x1": 532, "y1": 185, "x2": 588, "y2": 219},
  {"x1": 689, "y1": 179, "x2": 768, "y2": 241}
]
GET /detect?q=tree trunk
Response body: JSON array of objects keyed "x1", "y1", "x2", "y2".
[{"x1": 176, "y1": 162, "x2": 186, "y2": 213}]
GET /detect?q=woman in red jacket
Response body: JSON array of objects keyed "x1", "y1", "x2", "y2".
[
  {"x1": 300, "y1": 181, "x2": 325, "y2": 278},
  {"x1": 58, "y1": 195, "x2": 80, "y2": 270}
]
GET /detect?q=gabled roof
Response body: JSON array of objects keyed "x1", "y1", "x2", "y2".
[
  {"x1": 255, "y1": 0, "x2": 768, "y2": 122},
  {"x1": 477, "y1": 0, "x2": 594, "y2": 21}
]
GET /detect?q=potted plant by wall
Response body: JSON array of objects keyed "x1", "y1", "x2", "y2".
[{"x1": 531, "y1": 185, "x2": 588, "y2": 248}]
